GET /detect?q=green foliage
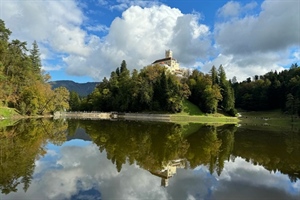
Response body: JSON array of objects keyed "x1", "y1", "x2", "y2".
[
  {"x1": 69, "y1": 91, "x2": 81, "y2": 111},
  {"x1": 187, "y1": 70, "x2": 222, "y2": 113},
  {"x1": 234, "y1": 63, "x2": 300, "y2": 116},
  {"x1": 84, "y1": 63, "x2": 190, "y2": 113},
  {"x1": 217, "y1": 65, "x2": 235, "y2": 115},
  {"x1": 0, "y1": 19, "x2": 69, "y2": 115},
  {"x1": 186, "y1": 66, "x2": 236, "y2": 115}
]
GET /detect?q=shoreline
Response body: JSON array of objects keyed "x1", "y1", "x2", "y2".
[{"x1": 53, "y1": 111, "x2": 239, "y2": 124}]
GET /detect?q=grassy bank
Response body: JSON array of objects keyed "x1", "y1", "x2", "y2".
[
  {"x1": 171, "y1": 100, "x2": 239, "y2": 124},
  {"x1": 0, "y1": 107, "x2": 20, "y2": 128},
  {"x1": 0, "y1": 107, "x2": 19, "y2": 118}
]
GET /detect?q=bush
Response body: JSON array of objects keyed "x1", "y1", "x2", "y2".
[{"x1": 228, "y1": 108, "x2": 237, "y2": 117}]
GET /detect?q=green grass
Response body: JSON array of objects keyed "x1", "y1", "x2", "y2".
[
  {"x1": 171, "y1": 100, "x2": 239, "y2": 124},
  {"x1": 0, "y1": 107, "x2": 20, "y2": 128},
  {"x1": 180, "y1": 100, "x2": 203, "y2": 115},
  {"x1": 0, "y1": 107, "x2": 19, "y2": 118}
]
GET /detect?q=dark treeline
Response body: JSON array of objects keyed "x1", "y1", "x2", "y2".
[
  {"x1": 0, "y1": 19, "x2": 69, "y2": 115},
  {"x1": 72, "y1": 61, "x2": 236, "y2": 115},
  {"x1": 233, "y1": 63, "x2": 300, "y2": 116}
]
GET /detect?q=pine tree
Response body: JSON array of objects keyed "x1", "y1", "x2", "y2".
[
  {"x1": 29, "y1": 41, "x2": 42, "y2": 77},
  {"x1": 218, "y1": 65, "x2": 236, "y2": 115},
  {"x1": 210, "y1": 65, "x2": 218, "y2": 85}
]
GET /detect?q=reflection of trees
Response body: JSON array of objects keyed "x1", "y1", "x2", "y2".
[
  {"x1": 233, "y1": 128, "x2": 300, "y2": 182},
  {"x1": 216, "y1": 125, "x2": 236, "y2": 175},
  {"x1": 78, "y1": 120, "x2": 190, "y2": 172},
  {"x1": 78, "y1": 120, "x2": 237, "y2": 177},
  {"x1": 0, "y1": 119, "x2": 68, "y2": 194},
  {"x1": 185, "y1": 125, "x2": 236, "y2": 175}
]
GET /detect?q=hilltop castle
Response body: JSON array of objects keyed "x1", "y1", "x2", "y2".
[{"x1": 152, "y1": 50, "x2": 184, "y2": 76}]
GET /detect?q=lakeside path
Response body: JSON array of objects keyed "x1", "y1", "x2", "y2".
[{"x1": 54, "y1": 111, "x2": 239, "y2": 124}]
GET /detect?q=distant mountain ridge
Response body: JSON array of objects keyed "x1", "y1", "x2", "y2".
[{"x1": 50, "y1": 80, "x2": 99, "y2": 96}]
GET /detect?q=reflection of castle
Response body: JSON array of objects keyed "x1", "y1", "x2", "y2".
[
  {"x1": 152, "y1": 50, "x2": 185, "y2": 76},
  {"x1": 149, "y1": 159, "x2": 186, "y2": 187}
]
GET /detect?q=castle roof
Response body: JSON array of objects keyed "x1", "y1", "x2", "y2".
[{"x1": 152, "y1": 57, "x2": 176, "y2": 64}]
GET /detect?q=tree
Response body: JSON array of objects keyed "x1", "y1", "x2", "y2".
[
  {"x1": 69, "y1": 91, "x2": 81, "y2": 111},
  {"x1": 210, "y1": 65, "x2": 218, "y2": 85},
  {"x1": 286, "y1": 93, "x2": 299, "y2": 122},
  {"x1": 52, "y1": 87, "x2": 70, "y2": 112},
  {"x1": 218, "y1": 65, "x2": 236, "y2": 115},
  {"x1": 29, "y1": 41, "x2": 42, "y2": 77}
]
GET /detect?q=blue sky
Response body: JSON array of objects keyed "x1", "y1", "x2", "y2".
[{"x1": 1, "y1": 0, "x2": 299, "y2": 83}]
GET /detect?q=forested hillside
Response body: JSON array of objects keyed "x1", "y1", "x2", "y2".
[
  {"x1": 233, "y1": 63, "x2": 300, "y2": 116},
  {"x1": 73, "y1": 61, "x2": 236, "y2": 116},
  {"x1": 79, "y1": 61, "x2": 191, "y2": 113},
  {"x1": 0, "y1": 19, "x2": 69, "y2": 115}
]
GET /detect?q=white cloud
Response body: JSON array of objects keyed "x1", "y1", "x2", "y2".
[
  {"x1": 109, "y1": 0, "x2": 161, "y2": 11},
  {"x1": 64, "y1": 5, "x2": 211, "y2": 80},
  {"x1": 41, "y1": 65, "x2": 63, "y2": 72},
  {"x1": 201, "y1": 53, "x2": 287, "y2": 82},
  {"x1": 210, "y1": 0, "x2": 300, "y2": 81},
  {"x1": 217, "y1": 1, "x2": 242, "y2": 18},
  {"x1": 1, "y1": 1, "x2": 212, "y2": 80},
  {"x1": 215, "y1": 0, "x2": 300, "y2": 54},
  {"x1": 86, "y1": 24, "x2": 109, "y2": 32},
  {"x1": 1, "y1": 0, "x2": 90, "y2": 71},
  {"x1": 217, "y1": 1, "x2": 258, "y2": 19},
  {"x1": 1, "y1": 0, "x2": 298, "y2": 82}
]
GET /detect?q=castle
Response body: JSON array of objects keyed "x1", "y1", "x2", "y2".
[{"x1": 152, "y1": 50, "x2": 184, "y2": 76}]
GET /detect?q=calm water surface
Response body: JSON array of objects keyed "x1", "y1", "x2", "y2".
[{"x1": 0, "y1": 119, "x2": 299, "y2": 200}]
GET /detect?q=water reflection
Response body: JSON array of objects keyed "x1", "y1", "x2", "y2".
[{"x1": 0, "y1": 119, "x2": 299, "y2": 199}]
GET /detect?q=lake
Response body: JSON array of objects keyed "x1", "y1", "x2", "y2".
[{"x1": 0, "y1": 118, "x2": 299, "y2": 200}]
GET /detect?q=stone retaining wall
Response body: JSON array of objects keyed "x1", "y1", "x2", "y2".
[{"x1": 120, "y1": 113, "x2": 171, "y2": 121}]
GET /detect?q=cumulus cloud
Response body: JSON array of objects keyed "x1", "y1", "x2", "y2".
[
  {"x1": 1, "y1": 1, "x2": 89, "y2": 55},
  {"x1": 201, "y1": 52, "x2": 286, "y2": 81},
  {"x1": 2, "y1": 1, "x2": 212, "y2": 80},
  {"x1": 1, "y1": 0, "x2": 298, "y2": 82},
  {"x1": 217, "y1": 1, "x2": 242, "y2": 18},
  {"x1": 209, "y1": 0, "x2": 300, "y2": 81},
  {"x1": 215, "y1": 0, "x2": 300, "y2": 54},
  {"x1": 64, "y1": 5, "x2": 211, "y2": 80}
]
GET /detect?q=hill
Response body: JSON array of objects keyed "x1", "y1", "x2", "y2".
[{"x1": 50, "y1": 80, "x2": 99, "y2": 97}]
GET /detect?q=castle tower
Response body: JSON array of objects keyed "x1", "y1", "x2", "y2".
[{"x1": 165, "y1": 50, "x2": 172, "y2": 58}]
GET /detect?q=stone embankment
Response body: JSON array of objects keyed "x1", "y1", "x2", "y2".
[
  {"x1": 119, "y1": 113, "x2": 170, "y2": 121},
  {"x1": 54, "y1": 112, "x2": 171, "y2": 122}
]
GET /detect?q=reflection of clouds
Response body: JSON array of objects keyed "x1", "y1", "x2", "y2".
[
  {"x1": 167, "y1": 167, "x2": 218, "y2": 200},
  {"x1": 1, "y1": 141, "x2": 299, "y2": 200},
  {"x1": 214, "y1": 157, "x2": 300, "y2": 200},
  {"x1": 1, "y1": 140, "x2": 168, "y2": 200}
]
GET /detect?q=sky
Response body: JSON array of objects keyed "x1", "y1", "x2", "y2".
[{"x1": 0, "y1": 0, "x2": 299, "y2": 83}]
